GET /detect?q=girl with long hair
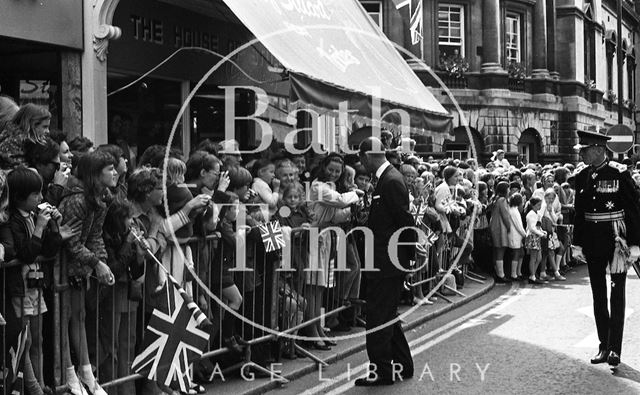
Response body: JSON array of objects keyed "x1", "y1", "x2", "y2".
[{"x1": 59, "y1": 151, "x2": 118, "y2": 395}]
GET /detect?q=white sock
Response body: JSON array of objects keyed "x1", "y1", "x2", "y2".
[
  {"x1": 66, "y1": 366, "x2": 79, "y2": 383},
  {"x1": 79, "y1": 364, "x2": 95, "y2": 385},
  {"x1": 495, "y1": 260, "x2": 504, "y2": 277}
]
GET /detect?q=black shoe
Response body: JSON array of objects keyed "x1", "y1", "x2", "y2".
[
  {"x1": 354, "y1": 377, "x2": 394, "y2": 386},
  {"x1": 223, "y1": 336, "x2": 245, "y2": 354},
  {"x1": 607, "y1": 351, "x2": 621, "y2": 366},
  {"x1": 495, "y1": 276, "x2": 508, "y2": 284},
  {"x1": 590, "y1": 349, "x2": 610, "y2": 364},
  {"x1": 528, "y1": 278, "x2": 545, "y2": 285}
]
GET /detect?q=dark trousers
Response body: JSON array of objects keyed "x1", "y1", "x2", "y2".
[
  {"x1": 364, "y1": 275, "x2": 413, "y2": 379},
  {"x1": 586, "y1": 259, "x2": 626, "y2": 355}
]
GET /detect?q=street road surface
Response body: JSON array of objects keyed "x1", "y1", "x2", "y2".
[{"x1": 269, "y1": 265, "x2": 640, "y2": 394}]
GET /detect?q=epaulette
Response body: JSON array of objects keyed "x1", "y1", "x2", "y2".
[
  {"x1": 574, "y1": 163, "x2": 588, "y2": 175},
  {"x1": 608, "y1": 161, "x2": 627, "y2": 173}
]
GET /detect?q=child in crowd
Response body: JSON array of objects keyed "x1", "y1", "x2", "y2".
[
  {"x1": 525, "y1": 197, "x2": 547, "y2": 284},
  {"x1": 275, "y1": 182, "x2": 310, "y2": 358},
  {"x1": 251, "y1": 159, "x2": 280, "y2": 221},
  {"x1": 164, "y1": 157, "x2": 197, "y2": 295},
  {"x1": 540, "y1": 188, "x2": 566, "y2": 281},
  {"x1": 5, "y1": 168, "x2": 63, "y2": 395},
  {"x1": 507, "y1": 193, "x2": 526, "y2": 280},
  {"x1": 99, "y1": 199, "x2": 143, "y2": 395},
  {"x1": 333, "y1": 165, "x2": 362, "y2": 332},
  {"x1": 59, "y1": 151, "x2": 118, "y2": 395},
  {"x1": 216, "y1": 192, "x2": 247, "y2": 354}
]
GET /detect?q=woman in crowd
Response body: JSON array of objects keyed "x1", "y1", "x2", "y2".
[
  {"x1": 507, "y1": 193, "x2": 526, "y2": 280},
  {"x1": 489, "y1": 181, "x2": 511, "y2": 283},
  {"x1": 0, "y1": 104, "x2": 51, "y2": 167},
  {"x1": 307, "y1": 153, "x2": 362, "y2": 349},
  {"x1": 0, "y1": 95, "x2": 19, "y2": 134}
]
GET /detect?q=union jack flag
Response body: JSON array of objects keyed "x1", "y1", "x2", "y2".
[
  {"x1": 410, "y1": 201, "x2": 424, "y2": 226},
  {"x1": 258, "y1": 221, "x2": 286, "y2": 252},
  {"x1": 394, "y1": 0, "x2": 423, "y2": 45},
  {"x1": 1, "y1": 320, "x2": 28, "y2": 395},
  {"x1": 424, "y1": 227, "x2": 439, "y2": 247},
  {"x1": 131, "y1": 275, "x2": 210, "y2": 393},
  {"x1": 409, "y1": 0, "x2": 423, "y2": 45}
]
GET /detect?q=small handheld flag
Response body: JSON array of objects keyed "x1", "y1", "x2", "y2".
[{"x1": 258, "y1": 221, "x2": 286, "y2": 252}]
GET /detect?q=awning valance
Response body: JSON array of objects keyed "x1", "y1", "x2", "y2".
[{"x1": 221, "y1": 0, "x2": 452, "y2": 132}]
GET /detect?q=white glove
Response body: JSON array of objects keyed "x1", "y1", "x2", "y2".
[
  {"x1": 572, "y1": 245, "x2": 586, "y2": 263},
  {"x1": 628, "y1": 245, "x2": 640, "y2": 262}
]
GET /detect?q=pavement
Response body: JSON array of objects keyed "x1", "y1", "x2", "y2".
[{"x1": 203, "y1": 272, "x2": 495, "y2": 395}]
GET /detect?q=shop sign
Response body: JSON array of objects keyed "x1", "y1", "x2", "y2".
[{"x1": 109, "y1": 0, "x2": 251, "y2": 82}]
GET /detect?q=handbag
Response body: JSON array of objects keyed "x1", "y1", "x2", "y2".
[{"x1": 548, "y1": 232, "x2": 560, "y2": 250}]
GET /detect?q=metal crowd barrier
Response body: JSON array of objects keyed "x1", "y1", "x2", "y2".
[{"x1": 1, "y1": 218, "x2": 475, "y2": 395}]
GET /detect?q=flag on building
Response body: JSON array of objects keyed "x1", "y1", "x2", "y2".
[
  {"x1": 131, "y1": 275, "x2": 210, "y2": 393},
  {"x1": 409, "y1": 0, "x2": 423, "y2": 45},
  {"x1": 393, "y1": 0, "x2": 423, "y2": 46},
  {"x1": 1, "y1": 320, "x2": 29, "y2": 395},
  {"x1": 258, "y1": 221, "x2": 286, "y2": 252}
]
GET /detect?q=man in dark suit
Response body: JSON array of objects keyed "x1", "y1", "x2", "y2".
[
  {"x1": 354, "y1": 136, "x2": 422, "y2": 386},
  {"x1": 573, "y1": 130, "x2": 640, "y2": 367}
]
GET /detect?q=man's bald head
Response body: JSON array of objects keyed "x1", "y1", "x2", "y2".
[
  {"x1": 359, "y1": 137, "x2": 387, "y2": 173},
  {"x1": 359, "y1": 136, "x2": 386, "y2": 156}
]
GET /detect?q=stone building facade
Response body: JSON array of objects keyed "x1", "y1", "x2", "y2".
[{"x1": 363, "y1": 0, "x2": 640, "y2": 164}]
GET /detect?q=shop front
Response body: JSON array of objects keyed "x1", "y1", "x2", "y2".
[
  {"x1": 0, "y1": 1, "x2": 83, "y2": 137},
  {"x1": 107, "y1": 0, "x2": 291, "y2": 158},
  {"x1": 103, "y1": 0, "x2": 451, "y2": 159}
]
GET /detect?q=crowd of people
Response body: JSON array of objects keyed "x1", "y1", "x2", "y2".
[{"x1": 1, "y1": 95, "x2": 637, "y2": 395}]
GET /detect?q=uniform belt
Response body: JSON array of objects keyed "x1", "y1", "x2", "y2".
[{"x1": 584, "y1": 210, "x2": 624, "y2": 222}]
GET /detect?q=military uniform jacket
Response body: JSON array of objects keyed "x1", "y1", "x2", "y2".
[{"x1": 573, "y1": 160, "x2": 640, "y2": 254}]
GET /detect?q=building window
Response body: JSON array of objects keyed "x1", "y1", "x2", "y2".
[
  {"x1": 505, "y1": 12, "x2": 521, "y2": 63},
  {"x1": 438, "y1": 4, "x2": 464, "y2": 58},
  {"x1": 361, "y1": 1, "x2": 383, "y2": 29},
  {"x1": 446, "y1": 145, "x2": 469, "y2": 161}
]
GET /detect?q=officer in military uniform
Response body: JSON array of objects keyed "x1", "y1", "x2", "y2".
[{"x1": 572, "y1": 130, "x2": 640, "y2": 367}]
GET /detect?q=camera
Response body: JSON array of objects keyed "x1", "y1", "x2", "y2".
[{"x1": 26, "y1": 270, "x2": 45, "y2": 288}]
